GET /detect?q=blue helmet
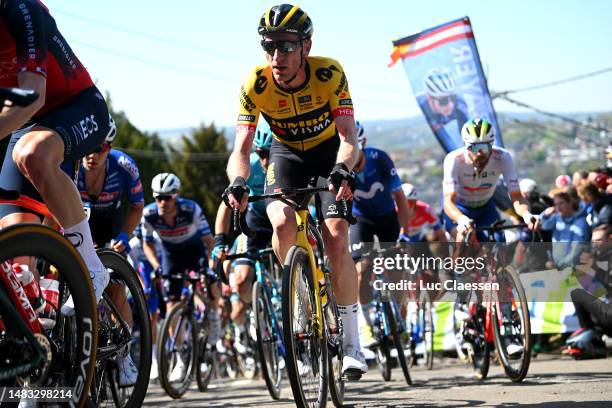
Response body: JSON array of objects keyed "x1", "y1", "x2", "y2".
[{"x1": 254, "y1": 122, "x2": 273, "y2": 150}]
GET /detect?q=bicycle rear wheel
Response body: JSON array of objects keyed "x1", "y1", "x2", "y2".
[
  {"x1": 325, "y1": 288, "x2": 344, "y2": 407},
  {"x1": 282, "y1": 246, "x2": 328, "y2": 408},
  {"x1": 383, "y1": 301, "x2": 412, "y2": 385},
  {"x1": 492, "y1": 266, "x2": 531, "y2": 382},
  {"x1": 0, "y1": 224, "x2": 97, "y2": 408},
  {"x1": 97, "y1": 249, "x2": 151, "y2": 408},
  {"x1": 195, "y1": 291, "x2": 213, "y2": 392},
  {"x1": 158, "y1": 303, "x2": 197, "y2": 398},
  {"x1": 253, "y1": 280, "x2": 282, "y2": 400},
  {"x1": 469, "y1": 304, "x2": 490, "y2": 380}
]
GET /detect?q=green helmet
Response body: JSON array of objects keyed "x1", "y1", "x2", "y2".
[{"x1": 254, "y1": 122, "x2": 273, "y2": 150}]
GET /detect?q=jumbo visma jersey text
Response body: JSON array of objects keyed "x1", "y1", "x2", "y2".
[{"x1": 237, "y1": 56, "x2": 354, "y2": 151}]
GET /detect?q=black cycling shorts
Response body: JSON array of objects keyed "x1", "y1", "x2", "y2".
[
  {"x1": 233, "y1": 210, "x2": 273, "y2": 268},
  {"x1": 0, "y1": 86, "x2": 110, "y2": 218},
  {"x1": 349, "y1": 211, "x2": 400, "y2": 260},
  {"x1": 264, "y1": 136, "x2": 352, "y2": 220},
  {"x1": 162, "y1": 243, "x2": 207, "y2": 302}
]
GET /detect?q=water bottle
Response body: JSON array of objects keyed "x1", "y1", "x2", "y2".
[
  {"x1": 39, "y1": 276, "x2": 59, "y2": 330},
  {"x1": 14, "y1": 263, "x2": 45, "y2": 314}
]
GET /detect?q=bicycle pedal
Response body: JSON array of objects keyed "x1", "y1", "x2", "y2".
[{"x1": 342, "y1": 369, "x2": 363, "y2": 381}]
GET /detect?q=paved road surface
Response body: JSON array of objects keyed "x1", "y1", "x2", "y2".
[{"x1": 143, "y1": 355, "x2": 612, "y2": 407}]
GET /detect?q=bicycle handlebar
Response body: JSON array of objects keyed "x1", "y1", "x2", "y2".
[{"x1": 0, "y1": 87, "x2": 38, "y2": 107}]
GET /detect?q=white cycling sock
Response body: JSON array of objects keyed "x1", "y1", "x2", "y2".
[
  {"x1": 64, "y1": 217, "x2": 105, "y2": 274},
  {"x1": 339, "y1": 303, "x2": 361, "y2": 349}
]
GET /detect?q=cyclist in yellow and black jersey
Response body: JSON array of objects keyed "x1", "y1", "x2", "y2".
[{"x1": 226, "y1": 4, "x2": 367, "y2": 379}]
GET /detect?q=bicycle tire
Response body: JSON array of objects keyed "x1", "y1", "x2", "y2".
[
  {"x1": 282, "y1": 245, "x2": 328, "y2": 408},
  {"x1": 157, "y1": 303, "x2": 197, "y2": 399},
  {"x1": 383, "y1": 301, "x2": 412, "y2": 385},
  {"x1": 376, "y1": 339, "x2": 392, "y2": 381},
  {"x1": 195, "y1": 291, "x2": 213, "y2": 392},
  {"x1": 419, "y1": 290, "x2": 434, "y2": 370},
  {"x1": 97, "y1": 249, "x2": 151, "y2": 408},
  {"x1": 325, "y1": 292, "x2": 344, "y2": 407},
  {"x1": 470, "y1": 304, "x2": 490, "y2": 380},
  {"x1": 0, "y1": 223, "x2": 97, "y2": 408},
  {"x1": 253, "y1": 280, "x2": 282, "y2": 400},
  {"x1": 492, "y1": 266, "x2": 531, "y2": 382}
]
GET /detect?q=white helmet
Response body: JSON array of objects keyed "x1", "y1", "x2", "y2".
[
  {"x1": 461, "y1": 117, "x2": 495, "y2": 145},
  {"x1": 105, "y1": 114, "x2": 117, "y2": 143},
  {"x1": 401, "y1": 183, "x2": 419, "y2": 201},
  {"x1": 519, "y1": 178, "x2": 538, "y2": 195},
  {"x1": 151, "y1": 173, "x2": 180, "y2": 196},
  {"x1": 423, "y1": 67, "x2": 456, "y2": 97}
]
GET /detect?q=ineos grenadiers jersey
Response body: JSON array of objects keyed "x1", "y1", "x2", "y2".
[
  {"x1": 141, "y1": 198, "x2": 212, "y2": 253},
  {"x1": 78, "y1": 149, "x2": 144, "y2": 214},
  {"x1": 0, "y1": 0, "x2": 94, "y2": 117},
  {"x1": 443, "y1": 146, "x2": 520, "y2": 208},
  {"x1": 353, "y1": 147, "x2": 402, "y2": 217},
  {"x1": 248, "y1": 152, "x2": 266, "y2": 218},
  {"x1": 237, "y1": 56, "x2": 354, "y2": 151}
]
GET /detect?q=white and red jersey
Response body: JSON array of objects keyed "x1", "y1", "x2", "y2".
[{"x1": 443, "y1": 146, "x2": 519, "y2": 208}]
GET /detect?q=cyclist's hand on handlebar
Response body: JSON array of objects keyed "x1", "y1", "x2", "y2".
[
  {"x1": 328, "y1": 163, "x2": 355, "y2": 201},
  {"x1": 111, "y1": 231, "x2": 131, "y2": 254},
  {"x1": 456, "y1": 215, "x2": 474, "y2": 235},
  {"x1": 212, "y1": 244, "x2": 229, "y2": 262},
  {"x1": 223, "y1": 177, "x2": 249, "y2": 212},
  {"x1": 522, "y1": 211, "x2": 540, "y2": 231}
]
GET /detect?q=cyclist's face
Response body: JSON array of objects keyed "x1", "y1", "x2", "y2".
[
  {"x1": 429, "y1": 95, "x2": 455, "y2": 116},
  {"x1": 155, "y1": 193, "x2": 177, "y2": 214},
  {"x1": 83, "y1": 143, "x2": 111, "y2": 171},
  {"x1": 467, "y1": 146, "x2": 491, "y2": 168},
  {"x1": 263, "y1": 33, "x2": 310, "y2": 84}
]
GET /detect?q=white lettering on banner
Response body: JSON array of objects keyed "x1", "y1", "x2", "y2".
[{"x1": 450, "y1": 45, "x2": 488, "y2": 119}]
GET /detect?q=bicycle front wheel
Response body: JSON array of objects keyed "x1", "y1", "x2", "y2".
[
  {"x1": 492, "y1": 266, "x2": 531, "y2": 382},
  {"x1": 0, "y1": 224, "x2": 98, "y2": 408},
  {"x1": 282, "y1": 246, "x2": 328, "y2": 408},
  {"x1": 419, "y1": 290, "x2": 434, "y2": 370},
  {"x1": 158, "y1": 303, "x2": 197, "y2": 399},
  {"x1": 383, "y1": 301, "x2": 412, "y2": 385},
  {"x1": 253, "y1": 280, "x2": 282, "y2": 400}
]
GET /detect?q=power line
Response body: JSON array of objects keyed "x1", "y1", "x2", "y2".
[
  {"x1": 120, "y1": 147, "x2": 230, "y2": 162},
  {"x1": 494, "y1": 66, "x2": 612, "y2": 96},
  {"x1": 498, "y1": 94, "x2": 609, "y2": 133}
]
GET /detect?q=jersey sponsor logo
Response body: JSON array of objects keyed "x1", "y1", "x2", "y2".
[
  {"x1": 334, "y1": 72, "x2": 348, "y2": 96},
  {"x1": 118, "y1": 154, "x2": 140, "y2": 180},
  {"x1": 354, "y1": 181, "x2": 384, "y2": 200},
  {"x1": 326, "y1": 204, "x2": 339, "y2": 216},
  {"x1": 238, "y1": 114, "x2": 256, "y2": 122},
  {"x1": 315, "y1": 67, "x2": 333, "y2": 82},
  {"x1": 339, "y1": 98, "x2": 352, "y2": 106},
  {"x1": 239, "y1": 86, "x2": 256, "y2": 113},
  {"x1": 254, "y1": 71, "x2": 268, "y2": 94},
  {"x1": 269, "y1": 111, "x2": 332, "y2": 138},
  {"x1": 332, "y1": 107, "x2": 353, "y2": 118},
  {"x1": 266, "y1": 162, "x2": 276, "y2": 186},
  {"x1": 298, "y1": 95, "x2": 312, "y2": 104},
  {"x1": 279, "y1": 99, "x2": 287, "y2": 108}
]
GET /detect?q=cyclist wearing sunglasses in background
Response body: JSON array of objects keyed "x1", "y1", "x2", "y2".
[
  {"x1": 141, "y1": 172, "x2": 221, "y2": 381},
  {"x1": 212, "y1": 122, "x2": 273, "y2": 356},
  {"x1": 442, "y1": 117, "x2": 537, "y2": 243},
  {"x1": 224, "y1": 4, "x2": 368, "y2": 378},
  {"x1": 417, "y1": 67, "x2": 469, "y2": 142},
  {"x1": 0, "y1": 0, "x2": 112, "y2": 314}
]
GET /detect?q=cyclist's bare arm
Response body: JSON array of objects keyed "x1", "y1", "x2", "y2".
[
  {"x1": 392, "y1": 189, "x2": 411, "y2": 234},
  {"x1": 142, "y1": 240, "x2": 160, "y2": 271},
  {"x1": 202, "y1": 233, "x2": 214, "y2": 255},
  {"x1": 334, "y1": 115, "x2": 359, "y2": 170},
  {"x1": 0, "y1": 72, "x2": 45, "y2": 139},
  {"x1": 226, "y1": 126, "x2": 255, "y2": 210},
  {"x1": 214, "y1": 202, "x2": 232, "y2": 236},
  {"x1": 443, "y1": 191, "x2": 464, "y2": 223}
]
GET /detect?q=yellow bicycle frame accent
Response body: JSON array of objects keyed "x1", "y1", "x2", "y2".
[{"x1": 292, "y1": 208, "x2": 325, "y2": 338}]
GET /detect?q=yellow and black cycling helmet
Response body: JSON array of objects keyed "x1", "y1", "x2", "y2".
[
  {"x1": 258, "y1": 4, "x2": 313, "y2": 39},
  {"x1": 461, "y1": 117, "x2": 495, "y2": 145}
]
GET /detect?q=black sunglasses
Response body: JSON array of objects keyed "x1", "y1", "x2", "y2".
[
  {"x1": 91, "y1": 143, "x2": 110, "y2": 154},
  {"x1": 256, "y1": 149, "x2": 269, "y2": 159},
  {"x1": 155, "y1": 194, "x2": 175, "y2": 202},
  {"x1": 261, "y1": 40, "x2": 301, "y2": 55},
  {"x1": 434, "y1": 95, "x2": 456, "y2": 106}
]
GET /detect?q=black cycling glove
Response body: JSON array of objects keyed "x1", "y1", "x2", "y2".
[
  {"x1": 222, "y1": 176, "x2": 250, "y2": 208},
  {"x1": 328, "y1": 163, "x2": 356, "y2": 192}
]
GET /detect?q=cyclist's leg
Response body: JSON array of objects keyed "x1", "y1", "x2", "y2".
[
  {"x1": 349, "y1": 215, "x2": 375, "y2": 326},
  {"x1": 0, "y1": 87, "x2": 112, "y2": 307},
  {"x1": 320, "y1": 190, "x2": 368, "y2": 376}
]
